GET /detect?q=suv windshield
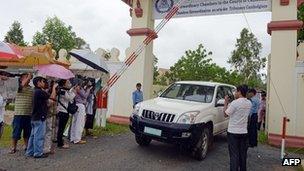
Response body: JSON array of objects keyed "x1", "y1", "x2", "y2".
[{"x1": 160, "y1": 83, "x2": 215, "y2": 103}]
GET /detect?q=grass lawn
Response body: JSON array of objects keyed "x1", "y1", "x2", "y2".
[
  {"x1": 0, "y1": 123, "x2": 129, "y2": 148},
  {"x1": 258, "y1": 131, "x2": 268, "y2": 144},
  {"x1": 92, "y1": 123, "x2": 130, "y2": 137},
  {"x1": 286, "y1": 147, "x2": 304, "y2": 155},
  {"x1": 0, "y1": 124, "x2": 11, "y2": 148},
  {"x1": 0, "y1": 124, "x2": 19, "y2": 148}
]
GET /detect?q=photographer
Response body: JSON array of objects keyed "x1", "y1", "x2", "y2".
[
  {"x1": 43, "y1": 80, "x2": 57, "y2": 155},
  {"x1": 56, "y1": 79, "x2": 76, "y2": 149},
  {"x1": 70, "y1": 81, "x2": 92, "y2": 144},
  {"x1": 10, "y1": 73, "x2": 33, "y2": 154},
  {"x1": 26, "y1": 77, "x2": 57, "y2": 158},
  {"x1": 85, "y1": 84, "x2": 96, "y2": 136},
  {"x1": 224, "y1": 85, "x2": 252, "y2": 171}
]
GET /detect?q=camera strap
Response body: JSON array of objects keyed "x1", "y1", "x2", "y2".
[
  {"x1": 57, "y1": 93, "x2": 68, "y2": 111},
  {"x1": 58, "y1": 99, "x2": 68, "y2": 110}
]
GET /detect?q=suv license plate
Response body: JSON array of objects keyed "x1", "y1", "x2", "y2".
[{"x1": 144, "y1": 127, "x2": 162, "y2": 136}]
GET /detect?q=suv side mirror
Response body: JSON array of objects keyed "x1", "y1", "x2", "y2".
[{"x1": 215, "y1": 99, "x2": 225, "y2": 107}]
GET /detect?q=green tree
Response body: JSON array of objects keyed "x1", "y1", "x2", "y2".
[
  {"x1": 165, "y1": 44, "x2": 251, "y2": 87},
  {"x1": 168, "y1": 44, "x2": 224, "y2": 82},
  {"x1": 153, "y1": 56, "x2": 159, "y2": 84},
  {"x1": 32, "y1": 17, "x2": 86, "y2": 56},
  {"x1": 298, "y1": 5, "x2": 304, "y2": 43},
  {"x1": 75, "y1": 37, "x2": 87, "y2": 49},
  {"x1": 228, "y1": 28, "x2": 266, "y2": 86},
  {"x1": 32, "y1": 31, "x2": 47, "y2": 45},
  {"x1": 4, "y1": 21, "x2": 27, "y2": 46},
  {"x1": 158, "y1": 74, "x2": 169, "y2": 86}
]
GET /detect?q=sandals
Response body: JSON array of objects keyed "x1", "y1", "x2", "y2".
[
  {"x1": 59, "y1": 144, "x2": 70, "y2": 149},
  {"x1": 9, "y1": 148, "x2": 17, "y2": 154},
  {"x1": 74, "y1": 140, "x2": 86, "y2": 144},
  {"x1": 44, "y1": 151, "x2": 55, "y2": 155}
]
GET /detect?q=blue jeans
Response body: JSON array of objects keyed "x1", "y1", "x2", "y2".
[{"x1": 26, "y1": 120, "x2": 46, "y2": 157}]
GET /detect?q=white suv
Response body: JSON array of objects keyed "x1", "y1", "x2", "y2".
[{"x1": 130, "y1": 81, "x2": 236, "y2": 160}]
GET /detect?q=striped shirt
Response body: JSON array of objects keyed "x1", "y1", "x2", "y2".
[{"x1": 14, "y1": 86, "x2": 33, "y2": 116}]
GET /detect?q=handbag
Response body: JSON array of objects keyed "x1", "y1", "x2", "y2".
[{"x1": 58, "y1": 99, "x2": 78, "y2": 115}]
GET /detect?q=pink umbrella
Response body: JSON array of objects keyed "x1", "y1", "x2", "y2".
[
  {"x1": 0, "y1": 41, "x2": 23, "y2": 60},
  {"x1": 35, "y1": 64, "x2": 75, "y2": 79}
]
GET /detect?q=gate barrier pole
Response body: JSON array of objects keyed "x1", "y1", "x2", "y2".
[{"x1": 281, "y1": 116, "x2": 290, "y2": 159}]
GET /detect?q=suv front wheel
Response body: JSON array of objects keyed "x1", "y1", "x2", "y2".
[
  {"x1": 135, "y1": 134, "x2": 152, "y2": 146},
  {"x1": 193, "y1": 127, "x2": 211, "y2": 160}
]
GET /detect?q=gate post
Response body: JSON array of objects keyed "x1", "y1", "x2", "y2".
[
  {"x1": 267, "y1": 0, "x2": 304, "y2": 147},
  {"x1": 110, "y1": 0, "x2": 155, "y2": 118}
]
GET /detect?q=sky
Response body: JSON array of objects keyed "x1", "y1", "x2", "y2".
[{"x1": 0, "y1": 0, "x2": 271, "y2": 70}]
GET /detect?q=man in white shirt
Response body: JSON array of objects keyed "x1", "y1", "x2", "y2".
[{"x1": 224, "y1": 85, "x2": 252, "y2": 171}]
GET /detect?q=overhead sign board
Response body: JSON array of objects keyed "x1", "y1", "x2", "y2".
[{"x1": 153, "y1": 0, "x2": 271, "y2": 19}]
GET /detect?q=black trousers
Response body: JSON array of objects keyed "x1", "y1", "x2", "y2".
[
  {"x1": 248, "y1": 113, "x2": 258, "y2": 147},
  {"x1": 57, "y1": 112, "x2": 69, "y2": 147},
  {"x1": 85, "y1": 114, "x2": 95, "y2": 129},
  {"x1": 227, "y1": 132, "x2": 248, "y2": 171}
]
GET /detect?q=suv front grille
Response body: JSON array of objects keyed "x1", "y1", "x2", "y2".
[{"x1": 142, "y1": 109, "x2": 175, "y2": 123}]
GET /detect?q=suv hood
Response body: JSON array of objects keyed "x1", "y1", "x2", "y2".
[{"x1": 140, "y1": 97, "x2": 212, "y2": 115}]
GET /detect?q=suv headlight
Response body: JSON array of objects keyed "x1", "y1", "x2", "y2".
[
  {"x1": 132, "y1": 103, "x2": 141, "y2": 115},
  {"x1": 177, "y1": 111, "x2": 200, "y2": 124}
]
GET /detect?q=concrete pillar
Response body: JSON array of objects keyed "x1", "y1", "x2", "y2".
[
  {"x1": 110, "y1": 0, "x2": 155, "y2": 118},
  {"x1": 267, "y1": 0, "x2": 304, "y2": 147}
]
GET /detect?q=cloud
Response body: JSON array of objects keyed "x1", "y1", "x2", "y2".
[{"x1": 0, "y1": 0, "x2": 271, "y2": 70}]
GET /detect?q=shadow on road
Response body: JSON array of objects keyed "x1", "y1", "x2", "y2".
[{"x1": 133, "y1": 134, "x2": 228, "y2": 163}]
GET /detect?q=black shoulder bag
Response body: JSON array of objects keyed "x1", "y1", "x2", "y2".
[{"x1": 58, "y1": 97, "x2": 78, "y2": 115}]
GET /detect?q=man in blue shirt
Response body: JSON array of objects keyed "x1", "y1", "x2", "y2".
[
  {"x1": 247, "y1": 88, "x2": 260, "y2": 147},
  {"x1": 132, "y1": 83, "x2": 143, "y2": 108}
]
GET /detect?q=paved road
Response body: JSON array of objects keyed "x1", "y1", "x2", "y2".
[{"x1": 0, "y1": 132, "x2": 302, "y2": 171}]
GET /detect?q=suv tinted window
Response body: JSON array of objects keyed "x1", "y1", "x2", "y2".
[
  {"x1": 216, "y1": 86, "x2": 235, "y2": 102},
  {"x1": 224, "y1": 86, "x2": 235, "y2": 101},
  {"x1": 223, "y1": 86, "x2": 233, "y2": 96},
  {"x1": 161, "y1": 83, "x2": 215, "y2": 103},
  {"x1": 216, "y1": 86, "x2": 225, "y2": 101}
]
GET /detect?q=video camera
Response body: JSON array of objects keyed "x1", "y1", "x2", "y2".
[
  {"x1": 70, "y1": 75, "x2": 95, "y2": 88},
  {"x1": 0, "y1": 70, "x2": 23, "y2": 78}
]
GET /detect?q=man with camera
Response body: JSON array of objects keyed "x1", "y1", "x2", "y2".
[
  {"x1": 224, "y1": 85, "x2": 252, "y2": 171},
  {"x1": 26, "y1": 77, "x2": 57, "y2": 158},
  {"x1": 10, "y1": 73, "x2": 33, "y2": 154},
  {"x1": 70, "y1": 81, "x2": 92, "y2": 144},
  {"x1": 56, "y1": 79, "x2": 76, "y2": 149}
]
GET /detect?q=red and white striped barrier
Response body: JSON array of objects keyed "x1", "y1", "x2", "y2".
[{"x1": 101, "y1": 0, "x2": 188, "y2": 96}]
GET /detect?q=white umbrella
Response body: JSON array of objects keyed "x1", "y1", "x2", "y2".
[{"x1": 69, "y1": 49, "x2": 109, "y2": 73}]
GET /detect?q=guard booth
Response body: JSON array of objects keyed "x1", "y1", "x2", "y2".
[{"x1": 108, "y1": 0, "x2": 304, "y2": 147}]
